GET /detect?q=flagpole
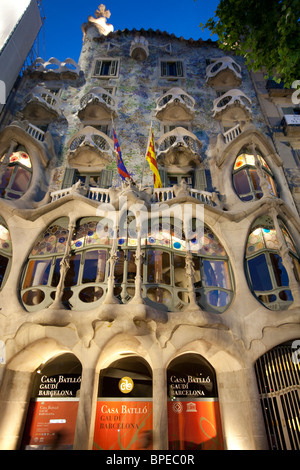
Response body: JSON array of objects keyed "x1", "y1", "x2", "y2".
[{"x1": 139, "y1": 120, "x2": 152, "y2": 190}]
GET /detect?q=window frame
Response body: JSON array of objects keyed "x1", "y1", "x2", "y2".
[
  {"x1": 159, "y1": 60, "x2": 185, "y2": 79},
  {"x1": 93, "y1": 58, "x2": 119, "y2": 78}
]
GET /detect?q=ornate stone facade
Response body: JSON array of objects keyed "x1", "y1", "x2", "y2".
[{"x1": 0, "y1": 5, "x2": 299, "y2": 451}]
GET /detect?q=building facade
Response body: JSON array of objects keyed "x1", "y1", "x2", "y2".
[{"x1": 0, "y1": 4, "x2": 299, "y2": 450}]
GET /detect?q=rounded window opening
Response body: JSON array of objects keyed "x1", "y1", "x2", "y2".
[
  {"x1": 0, "y1": 220, "x2": 12, "y2": 290},
  {"x1": 21, "y1": 353, "x2": 82, "y2": 450},
  {"x1": 0, "y1": 145, "x2": 32, "y2": 200},
  {"x1": 233, "y1": 147, "x2": 277, "y2": 202},
  {"x1": 245, "y1": 216, "x2": 300, "y2": 310},
  {"x1": 93, "y1": 356, "x2": 153, "y2": 450},
  {"x1": 167, "y1": 354, "x2": 224, "y2": 450}
]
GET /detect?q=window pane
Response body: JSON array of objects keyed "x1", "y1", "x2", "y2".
[
  {"x1": 147, "y1": 250, "x2": 170, "y2": 285},
  {"x1": 65, "y1": 254, "x2": 81, "y2": 287},
  {"x1": 0, "y1": 167, "x2": 13, "y2": 195},
  {"x1": 174, "y1": 254, "x2": 186, "y2": 287},
  {"x1": 0, "y1": 254, "x2": 9, "y2": 288},
  {"x1": 203, "y1": 260, "x2": 231, "y2": 289},
  {"x1": 23, "y1": 259, "x2": 51, "y2": 288},
  {"x1": 51, "y1": 258, "x2": 62, "y2": 287},
  {"x1": 248, "y1": 254, "x2": 273, "y2": 291},
  {"x1": 270, "y1": 253, "x2": 289, "y2": 287},
  {"x1": 127, "y1": 250, "x2": 136, "y2": 283},
  {"x1": 11, "y1": 167, "x2": 31, "y2": 192},
  {"x1": 233, "y1": 170, "x2": 251, "y2": 195},
  {"x1": 82, "y1": 250, "x2": 107, "y2": 283},
  {"x1": 114, "y1": 251, "x2": 124, "y2": 284},
  {"x1": 249, "y1": 169, "x2": 261, "y2": 192}
]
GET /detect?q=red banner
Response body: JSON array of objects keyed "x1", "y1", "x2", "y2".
[
  {"x1": 93, "y1": 400, "x2": 153, "y2": 450},
  {"x1": 22, "y1": 399, "x2": 79, "y2": 450},
  {"x1": 168, "y1": 399, "x2": 224, "y2": 450}
]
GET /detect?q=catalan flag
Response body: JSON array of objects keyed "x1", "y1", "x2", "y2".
[
  {"x1": 146, "y1": 127, "x2": 162, "y2": 188},
  {"x1": 113, "y1": 128, "x2": 131, "y2": 181}
]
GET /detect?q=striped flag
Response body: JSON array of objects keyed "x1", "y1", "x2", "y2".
[
  {"x1": 146, "y1": 127, "x2": 162, "y2": 188},
  {"x1": 113, "y1": 128, "x2": 131, "y2": 181}
]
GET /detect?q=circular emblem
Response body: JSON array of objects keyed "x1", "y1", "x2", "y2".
[{"x1": 118, "y1": 376, "x2": 134, "y2": 394}]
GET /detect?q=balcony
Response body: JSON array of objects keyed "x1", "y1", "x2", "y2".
[
  {"x1": 67, "y1": 126, "x2": 114, "y2": 170},
  {"x1": 78, "y1": 87, "x2": 117, "y2": 121},
  {"x1": 282, "y1": 114, "x2": 300, "y2": 137},
  {"x1": 22, "y1": 86, "x2": 62, "y2": 123},
  {"x1": 50, "y1": 183, "x2": 217, "y2": 207},
  {"x1": 27, "y1": 57, "x2": 81, "y2": 80},
  {"x1": 155, "y1": 88, "x2": 195, "y2": 121},
  {"x1": 206, "y1": 57, "x2": 242, "y2": 88},
  {"x1": 213, "y1": 89, "x2": 252, "y2": 121},
  {"x1": 130, "y1": 35, "x2": 149, "y2": 61},
  {"x1": 156, "y1": 127, "x2": 202, "y2": 168}
]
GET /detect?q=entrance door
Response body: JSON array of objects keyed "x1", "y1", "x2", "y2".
[
  {"x1": 255, "y1": 342, "x2": 300, "y2": 450},
  {"x1": 21, "y1": 353, "x2": 82, "y2": 450},
  {"x1": 93, "y1": 356, "x2": 153, "y2": 450},
  {"x1": 167, "y1": 353, "x2": 224, "y2": 450}
]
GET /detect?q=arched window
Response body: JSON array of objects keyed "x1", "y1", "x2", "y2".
[
  {"x1": 143, "y1": 217, "x2": 233, "y2": 313},
  {"x1": 0, "y1": 221, "x2": 12, "y2": 289},
  {"x1": 233, "y1": 147, "x2": 277, "y2": 201},
  {"x1": 21, "y1": 217, "x2": 114, "y2": 311},
  {"x1": 0, "y1": 146, "x2": 32, "y2": 200},
  {"x1": 245, "y1": 216, "x2": 300, "y2": 309}
]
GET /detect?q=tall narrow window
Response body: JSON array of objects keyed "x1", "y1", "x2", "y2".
[
  {"x1": 0, "y1": 146, "x2": 32, "y2": 200},
  {"x1": 245, "y1": 216, "x2": 300, "y2": 309},
  {"x1": 233, "y1": 148, "x2": 277, "y2": 201}
]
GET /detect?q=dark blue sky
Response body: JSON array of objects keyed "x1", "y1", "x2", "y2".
[{"x1": 40, "y1": 0, "x2": 220, "y2": 62}]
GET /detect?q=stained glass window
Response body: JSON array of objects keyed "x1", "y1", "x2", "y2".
[
  {"x1": 245, "y1": 216, "x2": 300, "y2": 310},
  {"x1": 233, "y1": 148, "x2": 277, "y2": 201},
  {"x1": 0, "y1": 148, "x2": 32, "y2": 200}
]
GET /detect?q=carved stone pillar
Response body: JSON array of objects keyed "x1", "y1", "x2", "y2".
[
  {"x1": 185, "y1": 248, "x2": 200, "y2": 310},
  {"x1": 103, "y1": 224, "x2": 120, "y2": 304},
  {"x1": 50, "y1": 217, "x2": 76, "y2": 309},
  {"x1": 250, "y1": 142, "x2": 270, "y2": 198},
  {"x1": 131, "y1": 227, "x2": 145, "y2": 304}
]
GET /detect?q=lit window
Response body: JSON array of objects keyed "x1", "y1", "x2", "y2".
[
  {"x1": 233, "y1": 148, "x2": 277, "y2": 201},
  {"x1": 0, "y1": 147, "x2": 32, "y2": 200},
  {"x1": 245, "y1": 216, "x2": 300, "y2": 309}
]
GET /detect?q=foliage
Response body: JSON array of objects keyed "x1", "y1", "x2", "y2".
[{"x1": 199, "y1": 0, "x2": 300, "y2": 87}]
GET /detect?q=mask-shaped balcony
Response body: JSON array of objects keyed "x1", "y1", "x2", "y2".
[
  {"x1": 212, "y1": 89, "x2": 252, "y2": 121},
  {"x1": 130, "y1": 35, "x2": 149, "y2": 61},
  {"x1": 206, "y1": 57, "x2": 242, "y2": 87},
  {"x1": 28, "y1": 57, "x2": 81, "y2": 80},
  {"x1": 78, "y1": 87, "x2": 117, "y2": 121},
  {"x1": 22, "y1": 86, "x2": 62, "y2": 123},
  {"x1": 67, "y1": 126, "x2": 114, "y2": 170},
  {"x1": 155, "y1": 88, "x2": 195, "y2": 121},
  {"x1": 156, "y1": 127, "x2": 202, "y2": 168}
]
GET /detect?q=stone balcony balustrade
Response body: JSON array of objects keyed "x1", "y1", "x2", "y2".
[
  {"x1": 78, "y1": 87, "x2": 118, "y2": 121},
  {"x1": 212, "y1": 89, "x2": 252, "y2": 121},
  {"x1": 28, "y1": 57, "x2": 81, "y2": 80},
  {"x1": 206, "y1": 56, "x2": 242, "y2": 87},
  {"x1": 155, "y1": 87, "x2": 195, "y2": 121},
  {"x1": 22, "y1": 86, "x2": 62, "y2": 123},
  {"x1": 50, "y1": 181, "x2": 217, "y2": 207},
  {"x1": 156, "y1": 127, "x2": 202, "y2": 167}
]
